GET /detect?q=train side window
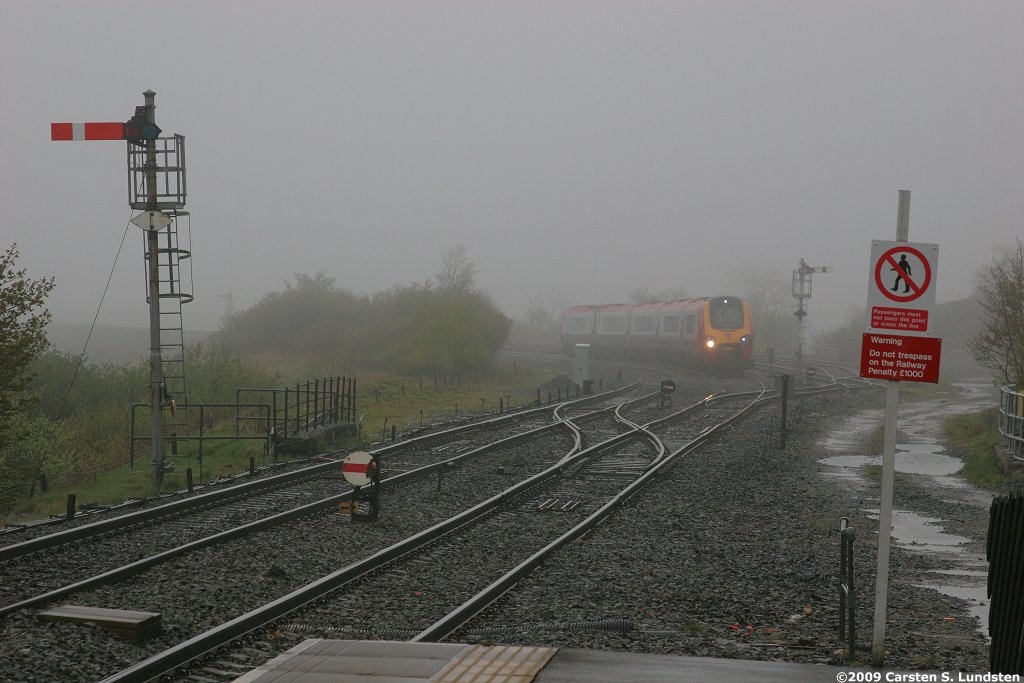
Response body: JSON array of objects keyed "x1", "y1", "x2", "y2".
[
  {"x1": 663, "y1": 315, "x2": 680, "y2": 333},
  {"x1": 685, "y1": 315, "x2": 695, "y2": 335},
  {"x1": 600, "y1": 317, "x2": 625, "y2": 333}
]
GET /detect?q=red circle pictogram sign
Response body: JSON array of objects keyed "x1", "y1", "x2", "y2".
[{"x1": 873, "y1": 245, "x2": 932, "y2": 303}]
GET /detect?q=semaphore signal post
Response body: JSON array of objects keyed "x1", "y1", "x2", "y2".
[{"x1": 52, "y1": 90, "x2": 190, "y2": 493}]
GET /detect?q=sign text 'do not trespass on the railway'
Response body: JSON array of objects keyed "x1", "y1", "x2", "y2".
[{"x1": 860, "y1": 333, "x2": 941, "y2": 383}]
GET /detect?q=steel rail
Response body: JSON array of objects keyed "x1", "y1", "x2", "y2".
[
  {"x1": 0, "y1": 380, "x2": 640, "y2": 563},
  {"x1": 413, "y1": 379, "x2": 861, "y2": 642},
  {"x1": 0, "y1": 408, "x2": 598, "y2": 619},
  {"x1": 413, "y1": 387, "x2": 772, "y2": 642},
  {"x1": 91, "y1": 387, "x2": 681, "y2": 683}
]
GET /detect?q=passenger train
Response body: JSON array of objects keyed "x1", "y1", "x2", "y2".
[{"x1": 560, "y1": 296, "x2": 754, "y2": 371}]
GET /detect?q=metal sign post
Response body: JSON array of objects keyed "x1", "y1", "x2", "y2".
[{"x1": 872, "y1": 188, "x2": 937, "y2": 667}]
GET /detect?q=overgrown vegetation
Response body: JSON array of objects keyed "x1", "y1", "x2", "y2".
[
  {"x1": 0, "y1": 344, "x2": 282, "y2": 514},
  {"x1": 969, "y1": 237, "x2": 1024, "y2": 388},
  {"x1": 0, "y1": 364, "x2": 550, "y2": 524},
  {"x1": 0, "y1": 244, "x2": 55, "y2": 453},
  {"x1": 943, "y1": 407, "x2": 1016, "y2": 489},
  {"x1": 211, "y1": 247, "x2": 511, "y2": 375},
  {"x1": 0, "y1": 246, "x2": 524, "y2": 522}
]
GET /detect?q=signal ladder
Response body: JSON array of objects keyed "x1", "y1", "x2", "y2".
[{"x1": 144, "y1": 211, "x2": 193, "y2": 459}]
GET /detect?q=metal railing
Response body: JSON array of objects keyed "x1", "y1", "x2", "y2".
[
  {"x1": 130, "y1": 402, "x2": 272, "y2": 467},
  {"x1": 130, "y1": 377, "x2": 357, "y2": 469},
  {"x1": 999, "y1": 385, "x2": 1024, "y2": 462},
  {"x1": 237, "y1": 376, "x2": 356, "y2": 440}
]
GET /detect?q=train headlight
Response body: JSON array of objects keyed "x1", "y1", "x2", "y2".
[
  {"x1": 705, "y1": 337, "x2": 716, "y2": 349},
  {"x1": 741, "y1": 335, "x2": 751, "y2": 345}
]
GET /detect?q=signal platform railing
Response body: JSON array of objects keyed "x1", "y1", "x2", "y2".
[{"x1": 999, "y1": 385, "x2": 1024, "y2": 462}]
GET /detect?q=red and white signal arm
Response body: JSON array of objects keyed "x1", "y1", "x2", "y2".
[
  {"x1": 342, "y1": 451, "x2": 376, "y2": 487},
  {"x1": 865, "y1": 240, "x2": 939, "y2": 337},
  {"x1": 51, "y1": 122, "x2": 126, "y2": 141}
]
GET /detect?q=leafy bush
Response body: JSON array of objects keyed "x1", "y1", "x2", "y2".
[{"x1": 211, "y1": 274, "x2": 511, "y2": 375}]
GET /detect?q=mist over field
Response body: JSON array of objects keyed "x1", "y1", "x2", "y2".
[{"x1": 3, "y1": 2, "x2": 1021, "y2": 344}]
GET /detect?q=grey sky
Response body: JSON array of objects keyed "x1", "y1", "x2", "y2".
[{"x1": 2, "y1": 1, "x2": 1022, "y2": 338}]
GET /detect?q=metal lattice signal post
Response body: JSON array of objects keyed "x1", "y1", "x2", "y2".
[
  {"x1": 792, "y1": 258, "x2": 832, "y2": 360},
  {"x1": 52, "y1": 90, "x2": 187, "y2": 493},
  {"x1": 142, "y1": 92, "x2": 165, "y2": 490}
]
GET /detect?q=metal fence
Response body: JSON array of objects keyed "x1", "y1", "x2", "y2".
[
  {"x1": 237, "y1": 376, "x2": 356, "y2": 439},
  {"x1": 988, "y1": 490, "x2": 1024, "y2": 674},
  {"x1": 998, "y1": 385, "x2": 1024, "y2": 462},
  {"x1": 130, "y1": 402, "x2": 273, "y2": 467},
  {"x1": 130, "y1": 376, "x2": 357, "y2": 468}
]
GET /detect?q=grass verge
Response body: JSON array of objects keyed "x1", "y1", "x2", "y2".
[
  {"x1": 943, "y1": 407, "x2": 1019, "y2": 489},
  {"x1": 1, "y1": 368, "x2": 562, "y2": 526}
]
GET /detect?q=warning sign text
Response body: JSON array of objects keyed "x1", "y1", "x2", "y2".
[{"x1": 870, "y1": 306, "x2": 929, "y2": 332}]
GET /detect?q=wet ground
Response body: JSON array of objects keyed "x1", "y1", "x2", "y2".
[{"x1": 818, "y1": 381, "x2": 998, "y2": 636}]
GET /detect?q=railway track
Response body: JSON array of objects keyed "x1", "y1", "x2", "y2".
[
  {"x1": 99, "y1": 378, "x2": 803, "y2": 682},
  {"x1": 1, "y1": 363, "x2": 857, "y2": 682},
  {"x1": 0, "y1": 380, "x2": 649, "y2": 615}
]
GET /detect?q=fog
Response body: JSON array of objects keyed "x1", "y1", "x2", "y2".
[{"x1": 3, "y1": 2, "x2": 1022, "y2": 339}]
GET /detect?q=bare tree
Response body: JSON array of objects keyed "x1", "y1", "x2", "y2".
[
  {"x1": 435, "y1": 245, "x2": 476, "y2": 293},
  {"x1": 727, "y1": 265, "x2": 794, "y2": 353},
  {"x1": 628, "y1": 286, "x2": 689, "y2": 304},
  {"x1": 523, "y1": 290, "x2": 566, "y2": 327},
  {"x1": 969, "y1": 238, "x2": 1024, "y2": 386}
]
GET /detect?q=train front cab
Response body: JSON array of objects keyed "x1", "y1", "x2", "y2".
[{"x1": 701, "y1": 296, "x2": 753, "y2": 369}]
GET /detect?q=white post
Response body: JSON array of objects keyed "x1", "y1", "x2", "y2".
[{"x1": 871, "y1": 189, "x2": 910, "y2": 665}]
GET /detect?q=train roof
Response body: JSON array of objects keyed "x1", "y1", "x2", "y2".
[{"x1": 563, "y1": 296, "x2": 743, "y2": 317}]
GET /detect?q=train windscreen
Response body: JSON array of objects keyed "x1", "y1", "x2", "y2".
[{"x1": 709, "y1": 298, "x2": 745, "y2": 329}]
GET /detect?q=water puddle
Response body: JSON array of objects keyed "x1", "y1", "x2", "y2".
[
  {"x1": 820, "y1": 447, "x2": 963, "y2": 477},
  {"x1": 818, "y1": 381, "x2": 997, "y2": 636},
  {"x1": 863, "y1": 508, "x2": 971, "y2": 554}
]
